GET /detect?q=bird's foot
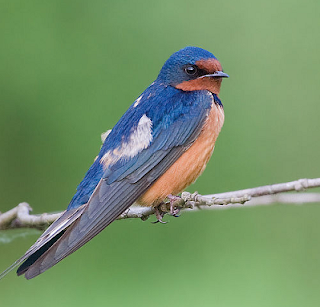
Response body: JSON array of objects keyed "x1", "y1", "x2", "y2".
[
  {"x1": 152, "y1": 204, "x2": 167, "y2": 224},
  {"x1": 152, "y1": 194, "x2": 183, "y2": 223},
  {"x1": 167, "y1": 194, "x2": 182, "y2": 217}
]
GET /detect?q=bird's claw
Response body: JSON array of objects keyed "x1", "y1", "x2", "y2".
[
  {"x1": 152, "y1": 194, "x2": 182, "y2": 223},
  {"x1": 167, "y1": 194, "x2": 182, "y2": 217},
  {"x1": 152, "y1": 205, "x2": 167, "y2": 224}
]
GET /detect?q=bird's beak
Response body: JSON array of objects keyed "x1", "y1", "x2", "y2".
[{"x1": 200, "y1": 71, "x2": 229, "y2": 78}]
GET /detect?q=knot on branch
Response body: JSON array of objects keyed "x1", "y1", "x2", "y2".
[
  {"x1": 0, "y1": 203, "x2": 62, "y2": 231},
  {"x1": 294, "y1": 178, "x2": 309, "y2": 191},
  {"x1": 181, "y1": 191, "x2": 251, "y2": 207}
]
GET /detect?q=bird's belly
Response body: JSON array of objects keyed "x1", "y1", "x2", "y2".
[{"x1": 137, "y1": 103, "x2": 224, "y2": 207}]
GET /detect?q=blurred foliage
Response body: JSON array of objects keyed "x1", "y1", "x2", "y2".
[{"x1": 0, "y1": 1, "x2": 320, "y2": 306}]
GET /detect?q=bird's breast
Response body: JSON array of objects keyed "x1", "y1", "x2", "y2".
[{"x1": 137, "y1": 98, "x2": 225, "y2": 206}]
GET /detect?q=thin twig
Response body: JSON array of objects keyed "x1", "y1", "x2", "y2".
[{"x1": 0, "y1": 178, "x2": 319, "y2": 230}]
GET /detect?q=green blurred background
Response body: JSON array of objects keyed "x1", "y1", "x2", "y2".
[{"x1": 1, "y1": 0, "x2": 320, "y2": 306}]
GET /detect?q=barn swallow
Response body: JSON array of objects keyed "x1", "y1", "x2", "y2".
[{"x1": 0, "y1": 46, "x2": 228, "y2": 279}]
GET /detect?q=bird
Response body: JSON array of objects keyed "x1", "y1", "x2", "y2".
[{"x1": 0, "y1": 46, "x2": 228, "y2": 279}]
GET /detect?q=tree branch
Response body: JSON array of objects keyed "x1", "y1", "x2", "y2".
[{"x1": 1, "y1": 178, "x2": 319, "y2": 231}]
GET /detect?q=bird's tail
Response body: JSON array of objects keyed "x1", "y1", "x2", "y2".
[{"x1": 0, "y1": 204, "x2": 87, "y2": 280}]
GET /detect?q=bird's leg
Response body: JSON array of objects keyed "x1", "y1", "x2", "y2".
[
  {"x1": 167, "y1": 194, "x2": 182, "y2": 217},
  {"x1": 152, "y1": 204, "x2": 167, "y2": 224}
]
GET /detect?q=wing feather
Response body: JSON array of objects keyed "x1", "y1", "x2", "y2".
[
  {"x1": 23, "y1": 143, "x2": 193, "y2": 279},
  {"x1": 7, "y1": 87, "x2": 214, "y2": 279}
]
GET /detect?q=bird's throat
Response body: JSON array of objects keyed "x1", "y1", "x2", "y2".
[{"x1": 175, "y1": 77, "x2": 222, "y2": 94}]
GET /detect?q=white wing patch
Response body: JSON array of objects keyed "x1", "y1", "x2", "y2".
[
  {"x1": 123, "y1": 114, "x2": 153, "y2": 157},
  {"x1": 100, "y1": 129, "x2": 112, "y2": 144},
  {"x1": 100, "y1": 114, "x2": 153, "y2": 169},
  {"x1": 133, "y1": 95, "x2": 143, "y2": 108}
]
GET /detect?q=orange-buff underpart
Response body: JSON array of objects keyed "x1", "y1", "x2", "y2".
[{"x1": 137, "y1": 101, "x2": 224, "y2": 207}]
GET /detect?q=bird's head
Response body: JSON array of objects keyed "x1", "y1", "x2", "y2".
[{"x1": 157, "y1": 46, "x2": 228, "y2": 95}]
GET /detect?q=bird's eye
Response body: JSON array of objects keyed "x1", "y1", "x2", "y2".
[{"x1": 184, "y1": 65, "x2": 197, "y2": 76}]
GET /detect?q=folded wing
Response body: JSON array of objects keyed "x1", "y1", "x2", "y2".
[{"x1": 2, "y1": 88, "x2": 212, "y2": 279}]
